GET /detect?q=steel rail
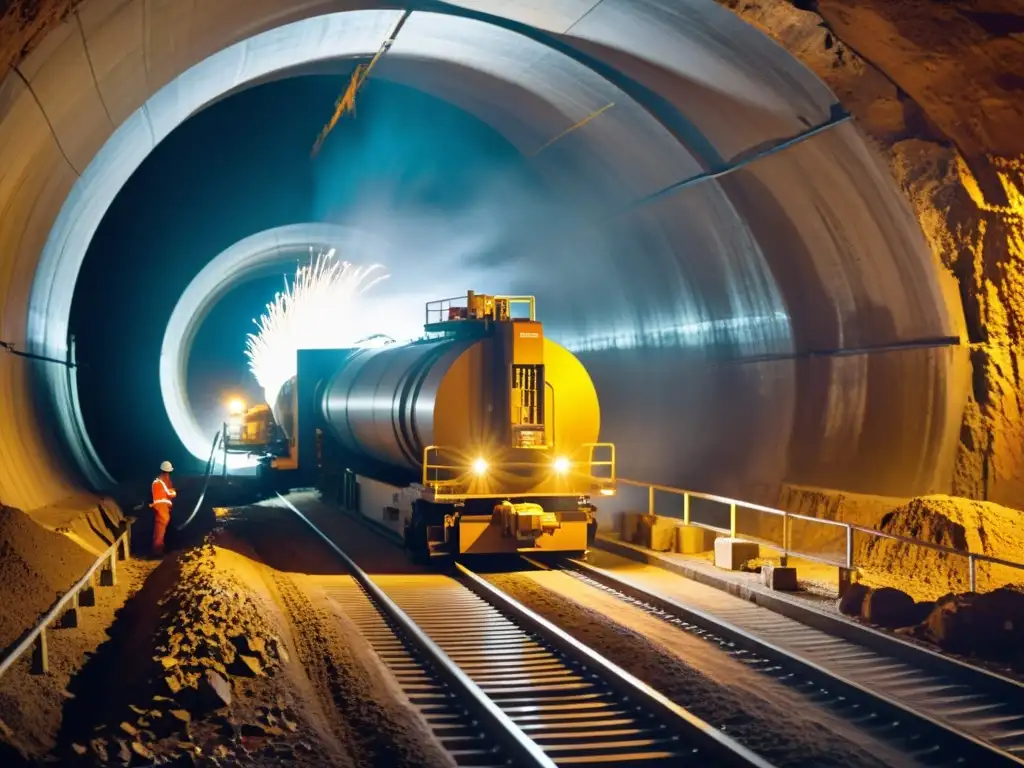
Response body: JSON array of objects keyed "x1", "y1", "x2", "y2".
[
  {"x1": 275, "y1": 493, "x2": 554, "y2": 768},
  {"x1": 551, "y1": 556, "x2": 1024, "y2": 766},
  {"x1": 0, "y1": 526, "x2": 130, "y2": 679},
  {"x1": 281, "y1": 494, "x2": 773, "y2": 766},
  {"x1": 455, "y1": 561, "x2": 774, "y2": 768}
]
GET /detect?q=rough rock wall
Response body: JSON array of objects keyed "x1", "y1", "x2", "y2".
[{"x1": 720, "y1": 0, "x2": 1024, "y2": 508}]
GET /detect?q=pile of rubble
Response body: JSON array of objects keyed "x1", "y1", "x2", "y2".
[
  {"x1": 839, "y1": 583, "x2": 1024, "y2": 672},
  {"x1": 65, "y1": 542, "x2": 295, "y2": 765}
]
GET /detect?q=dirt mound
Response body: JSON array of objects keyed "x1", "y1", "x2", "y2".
[
  {"x1": 0, "y1": 505, "x2": 96, "y2": 652},
  {"x1": 859, "y1": 495, "x2": 1024, "y2": 599}
]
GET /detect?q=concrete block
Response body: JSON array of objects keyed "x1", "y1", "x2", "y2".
[
  {"x1": 760, "y1": 565, "x2": 798, "y2": 591},
  {"x1": 714, "y1": 538, "x2": 759, "y2": 571},
  {"x1": 675, "y1": 525, "x2": 714, "y2": 554},
  {"x1": 645, "y1": 517, "x2": 679, "y2": 552},
  {"x1": 619, "y1": 511, "x2": 643, "y2": 542}
]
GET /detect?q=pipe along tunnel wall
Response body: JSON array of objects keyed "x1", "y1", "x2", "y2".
[{"x1": 0, "y1": 1, "x2": 967, "y2": 514}]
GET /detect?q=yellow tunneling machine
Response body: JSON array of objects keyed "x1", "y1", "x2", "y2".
[{"x1": 241, "y1": 291, "x2": 617, "y2": 560}]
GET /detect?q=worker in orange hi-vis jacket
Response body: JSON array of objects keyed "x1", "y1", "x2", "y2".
[{"x1": 150, "y1": 461, "x2": 177, "y2": 556}]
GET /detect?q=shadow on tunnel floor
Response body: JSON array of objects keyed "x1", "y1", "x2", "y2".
[
  {"x1": 210, "y1": 503, "x2": 357, "y2": 577},
  {"x1": 54, "y1": 556, "x2": 184, "y2": 752},
  {"x1": 213, "y1": 497, "x2": 435, "y2": 577}
]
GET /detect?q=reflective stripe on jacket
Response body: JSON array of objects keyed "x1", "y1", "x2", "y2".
[{"x1": 152, "y1": 477, "x2": 177, "y2": 508}]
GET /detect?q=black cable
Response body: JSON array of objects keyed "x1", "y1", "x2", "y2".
[{"x1": 175, "y1": 431, "x2": 223, "y2": 531}]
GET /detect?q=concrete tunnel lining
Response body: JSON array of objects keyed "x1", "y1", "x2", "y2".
[{"x1": 0, "y1": 0, "x2": 965, "y2": 512}]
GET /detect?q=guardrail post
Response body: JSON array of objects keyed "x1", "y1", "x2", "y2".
[
  {"x1": 845, "y1": 525, "x2": 854, "y2": 570},
  {"x1": 729, "y1": 503, "x2": 737, "y2": 538},
  {"x1": 119, "y1": 528, "x2": 130, "y2": 562},
  {"x1": 31, "y1": 628, "x2": 48, "y2": 674},
  {"x1": 969, "y1": 554, "x2": 977, "y2": 592},
  {"x1": 100, "y1": 551, "x2": 117, "y2": 587},
  {"x1": 647, "y1": 486, "x2": 655, "y2": 517},
  {"x1": 781, "y1": 509, "x2": 789, "y2": 567},
  {"x1": 683, "y1": 493, "x2": 690, "y2": 526}
]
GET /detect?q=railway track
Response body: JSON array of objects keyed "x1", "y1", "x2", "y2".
[
  {"x1": 275, "y1": 495, "x2": 771, "y2": 767},
  {"x1": 531, "y1": 555, "x2": 1024, "y2": 767}
]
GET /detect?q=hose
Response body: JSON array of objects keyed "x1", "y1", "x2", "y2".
[{"x1": 175, "y1": 430, "x2": 222, "y2": 531}]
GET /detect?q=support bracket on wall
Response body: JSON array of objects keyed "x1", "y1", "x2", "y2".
[{"x1": 1, "y1": 338, "x2": 79, "y2": 368}]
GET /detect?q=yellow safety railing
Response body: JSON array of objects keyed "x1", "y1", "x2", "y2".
[
  {"x1": 422, "y1": 443, "x2": 615, "y2": 500},
  {"x1": 425, "y1": 294, "x2": 537, "y2": 325},
  {"x1": 619, "y1": 478, "x2": 1024, "y2": 593}
]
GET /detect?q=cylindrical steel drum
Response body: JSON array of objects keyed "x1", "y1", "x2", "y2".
[{"x1": 319, "y1": 335, "x2": 601, "y2": 474}]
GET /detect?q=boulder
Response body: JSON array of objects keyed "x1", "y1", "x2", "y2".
[
  {"x1": 198, "y1": 669, "x2": 232, "y2": 710},
  {"x1": 837, "y1": 582, "x2": 869, "y2": 616},
  {"x1": 118, "y1": 722, "x2": 139, "y2": 738},
  {"x1": 923, "y1": 586, "x2": 1024, "y2": 660},
  {"x1": 130, "y1": 742, "x2": 154, "y2": 760},
  {"x1": 232, "y1": 654, "x2": 264, "y2": 677},
  {"x1": 89, "y1": 738, "x2": 109, "y2": 762},
  {"x1": 909, "y1": 600, "x2": 936, "y2": 626},
  {"x1": 860, "y1": 587, "x2": 917, "y2": 628},
  {"x1": 923, "y1": 593, "x2": 977, "y2": 654},
  {"x1": 241, "y1": 722, "x2": 267, "y2": 737}
]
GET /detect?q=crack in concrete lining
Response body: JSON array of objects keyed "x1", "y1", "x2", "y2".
[
  {"x1": 73, "y1": 9, "x2": 114, "y2": 131},
  {"x1": 10, "y1": 65, "x2": 82, "y2": 177}
]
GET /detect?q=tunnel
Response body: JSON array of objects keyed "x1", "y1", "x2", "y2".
[{"x1": 0, "y1": 0, "x2": 969, "y2": 514}]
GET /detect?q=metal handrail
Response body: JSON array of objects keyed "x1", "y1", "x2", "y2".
[
  {"x1": 621, "y1": 478, "x2": 1024, "y2": 592},
  {"x1": 0, "y1": 526, "x2": 131, "y2": 679},
  {"x1": 424, "y1": 294, "x2": 537, "y2": 324},
  {"x1": 496, "y1": 295, "x2": 537, "y2": 321}
]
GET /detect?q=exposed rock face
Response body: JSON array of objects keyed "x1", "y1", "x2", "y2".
[{"x1": 721, "y1": 0, "x2": 1024, "y2": 510}]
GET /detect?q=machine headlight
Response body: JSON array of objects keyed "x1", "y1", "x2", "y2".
[
  {"x1": 472, "y1": 457, "x2": 489, "y2": 476},
  {"x1": 553, "y1": 456, "x2": 570, "y2": 474}
]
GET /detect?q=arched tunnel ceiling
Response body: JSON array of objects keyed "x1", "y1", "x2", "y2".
[{"x1": 0, "y1": 0, "x2": 967, "y2": 512}]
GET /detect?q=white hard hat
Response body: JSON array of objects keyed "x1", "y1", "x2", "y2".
[{"x1": 160, "y1": 461, "x2": 174, "y2": 473}]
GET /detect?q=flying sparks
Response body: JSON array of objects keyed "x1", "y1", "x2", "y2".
[{"x1": 245, "y1": 249, "x2": 390, "y2": 406}]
